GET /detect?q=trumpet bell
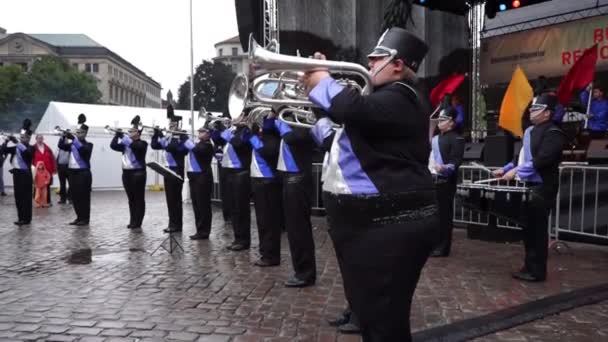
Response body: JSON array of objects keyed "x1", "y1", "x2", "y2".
[{"x1": 228, "y1": 73, "x2": 250, "y2": 118}]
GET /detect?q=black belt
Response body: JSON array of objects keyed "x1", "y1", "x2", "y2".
[
  {"x1": 323, "y1": 190, "x2": 438, "y2": 228},
  {"x1": 68, "y1": 168, "x2": 90, "y2": 173},
  {"x1": 123, "y1": 168, "x2": 146, "y2": 173}
]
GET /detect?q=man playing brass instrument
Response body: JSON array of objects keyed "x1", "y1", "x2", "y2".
[
  {"x1": 243, "y1": 111, "x2": 282, "y2": 267},
  {"x1": 303, "y1": 27, "x2": 438, "y2": 341},
  {"x1": 1, "y1": 119, "x2": 35, "y2": 226},
  {"x1": 151, "y1": 106, "x2": 188, "y2": 233},
  {"x1": 58, "y1": 114, "x2": 94, "y2": 226},
  {"x1": 110, "y1": 116, "x2": 148, "y2": 230},
  {"x1": 213, "y1": 112, "x2": 252, "y2": 251},
  {"x1": 184, "y1": 125, "x2": 215, "y2": 240}
]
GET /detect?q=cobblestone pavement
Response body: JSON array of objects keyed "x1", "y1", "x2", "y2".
[{"x1": 0, "y1": 191, "x2": 607, "y2": 341}]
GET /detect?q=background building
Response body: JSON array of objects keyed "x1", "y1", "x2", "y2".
[
  {"x1": 0, "y1": 28, "x2": 162, "y2": 108},
  {"x1": 213, "y1": 35, "x2": 250, "y2": 74}
]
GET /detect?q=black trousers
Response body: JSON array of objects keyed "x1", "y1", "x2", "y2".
[
  {"x1": 164, "y1": 169, "x2": 184, "y2": 229},
  {"x1": 324, "y1": 191, "x2": 439, "y2": 342},
  {"x1": 57, "y1": 164, "x2": 70, "y2": 201},
  {"x1": 434, "y1": 180, "x2": 457, "y2": 255},
  {"x1": 226, "y1": 170, "x2": 251, "y2": 246},
  {"x1": 252, "y1": 178, "x2": 282, "y2": 262},
  {"x1": 68, "y1": 169, "x2": 92, "y2": 222},
  {"x1": 522, "y1": 189, "x2": 551, "y2": 278},
  {"x1": 218, "y1": 164, "x2": 232, "y2": 221},
  {"x1": 13, "y1": 170, "x2": 33, "y2": 223},
  {"x1": 282, "y1": 173, "x2": 316, "y2": 282},
  {"x1": 189, "y1": 171, "x2": 213, "y2": 236},
  {"x1": 123, "y1": 169, "x2": 147, "y2": 227}
]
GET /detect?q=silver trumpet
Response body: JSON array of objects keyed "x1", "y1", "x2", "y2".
[
  {"x1": 104, "y1": 125, "x2": 124, "y2": 134},
  {"x1": 0, "y1": 131, "x2": 15, "y2": 141},
  {"x1": 54, "y1": 126, "x2": 72, "y2": 135},
  {"x1": 139, "y1": 124, "x2": 199, "y2": 137}
]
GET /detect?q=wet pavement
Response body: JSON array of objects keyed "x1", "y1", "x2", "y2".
[{"x1": 0, "y1": 191, "x2": 607, "y2": 341}]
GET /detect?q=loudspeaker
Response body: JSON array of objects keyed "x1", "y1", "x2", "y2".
[
  {"x1": 235, "y1": 0, "x2": 263, "y2": 52},
  {"x1": 483, "y1": 135, "x2": 514, "y2": 167},
  {"x1": 463, "y1": 143, "x2": 484, "y2": 161},
  {"x1": 586, "y1": 139, "x2": 608, "y2": 164}
]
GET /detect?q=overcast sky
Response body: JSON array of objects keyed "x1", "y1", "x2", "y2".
[{"x1": 0, "y1": 0, "x2": 239, "y2": 99}]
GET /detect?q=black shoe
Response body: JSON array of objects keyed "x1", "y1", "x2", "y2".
[
  {"x1": 189, "y1": 234, "x2": 209, "y2": 240},
  {"x1": 430, "y1": 249, "x2": 450, "y2": 257},
  {"x1": 227, "y1": 243, "x2": 249, "y2": 251},
  {"x1": 337, "y1": 322, "x2": 362, "y2": 334},
  {"x1": 68, "y1": 220, "x2": 79, "y2": 225},
  {"x1": 163, "y1": 227, "x2": 182, "y2": 233},
  {"x1": 1, "y1": 192, "x2": 6, "y2": 196},
  {"x1": 284, "y1": 276, "x2": 315, "y2": 288},
  {"x1": 13, "y1": 221, "x2": 25, "y2": 226},
  {"x1": 512, "y1": 271, "x2": 545, "y2": 282},
  {"x1": 127, "y1": 224, "x2": 134, "y2": 229},
  {"x1": 328, "y1": 314, "x2": 350, "y2": 327},
  {"x1": 254, "y1": 259, "x2": 280, "y2": 267},
  {"x1": 75, "y1": 221, "x2": 89, "y2": 226}
]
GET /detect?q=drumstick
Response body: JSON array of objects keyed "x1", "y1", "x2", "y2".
[{"x1": 471, "y1": 162, "x2": 493, "y2": 174}]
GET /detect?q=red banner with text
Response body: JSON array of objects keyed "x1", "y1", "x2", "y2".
[{"x1": 481, "y1": 15, "x2": 608, "y2": 85}]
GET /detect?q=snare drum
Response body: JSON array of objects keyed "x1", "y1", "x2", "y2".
[{"x1": 457, "y1": 179, "x2": 530, "y2": 225}]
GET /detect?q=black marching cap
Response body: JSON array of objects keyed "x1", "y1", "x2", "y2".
[
  {"x1": 368, "y1": 27, "x2": 428, "y2": 73},
  {"x1": 20, "y1": 118, "x2": 32, "y2": 136},
  {"x1": 438, "y1": 107, "x2": 458, "y2": 121},
  {"x1": 77, "y1": 113, "x2": 88, "y2": 132},
  {"x1": 130, "y1": 115, "x2": 142, "y2": 132},
  {"x1": 167, "y1": 104, "x2": 182, "y2": 123},
  {"x1": 531, "y1": 93, "x2": 558, "y2": 113}
]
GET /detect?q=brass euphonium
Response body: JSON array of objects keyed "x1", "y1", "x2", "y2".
[{"x1": 247, "y1": 35, "x2": 373, "y2": 108}]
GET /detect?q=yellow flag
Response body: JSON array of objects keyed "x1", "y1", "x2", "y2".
[{"x1": 499, "y1": 66, "x2": 533, "y2": 137}]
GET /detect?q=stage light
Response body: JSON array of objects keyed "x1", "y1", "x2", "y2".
[
  {"x1": 512, "y1": 0, "x2": 521, "y2": 8},
  {"x1": 499, "y1": 3, "x2": 507, "y2": 11}
]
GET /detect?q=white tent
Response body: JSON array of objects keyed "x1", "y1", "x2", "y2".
[{"x1": 3, "y1": 101, "x2": 222, "y2": 190}]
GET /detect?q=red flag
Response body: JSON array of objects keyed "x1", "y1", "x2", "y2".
[
  {"x1": 557, "y1": 44, "x2": 598, "y2": 105},
  {"x1": 430, "y1": 74, "x2": 466, "y2": 107}
]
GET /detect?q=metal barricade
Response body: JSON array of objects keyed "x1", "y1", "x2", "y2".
[{"x1": 554, "y1": 165, "x2": 608, "y2": 242}]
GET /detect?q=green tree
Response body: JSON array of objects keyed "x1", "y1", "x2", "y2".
[
  {"x1": 29, "y1": 56, "x2": 101, "y2": 105},
  {"x1": 0, "y1": 56, "x2": 101, "y2": 130},
  {"x1": 0, "y1": 64, "x2": 35, "y2": 112},
  {"x1": 177, "y1": 60, "x2": 236, "y2": 114}
]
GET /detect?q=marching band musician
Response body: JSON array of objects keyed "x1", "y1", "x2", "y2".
[
  {"x1": 1, "y1": 119, "x2": 35, "y2": 226},
  {"x1": 493, "y1": 93, "x2": 566, "y2": 282},
  {"x1": 271, "y1": 110, "x2": 317, "y2": 287},
  {"x1": 245, "y1": 114, "x2": 282, "y2": 267},
  {"x1": 58, "y1": 114, "x2": 94, "y2": 226},
  {"x1": 430, "y1": 106, "x2": 465, "y2": 257},
  {"x1": 110, "y1": 116, "x2": 148, "y2": 230},
  {"x1": 310, "y1": 109, "x2": 361, "y2": 334},
  {"x1": 304, "y1": 27, "x2": 438, "y2": 341},
  {"x1": 213, "y1": 113, "x2": 252, "y2": 251},
  {"x1": 184, "y1": 125, "x2": 215, "y2": 240},
  {"x1": 151, "y1": 105, "x2": 188, "y2": 233}
]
